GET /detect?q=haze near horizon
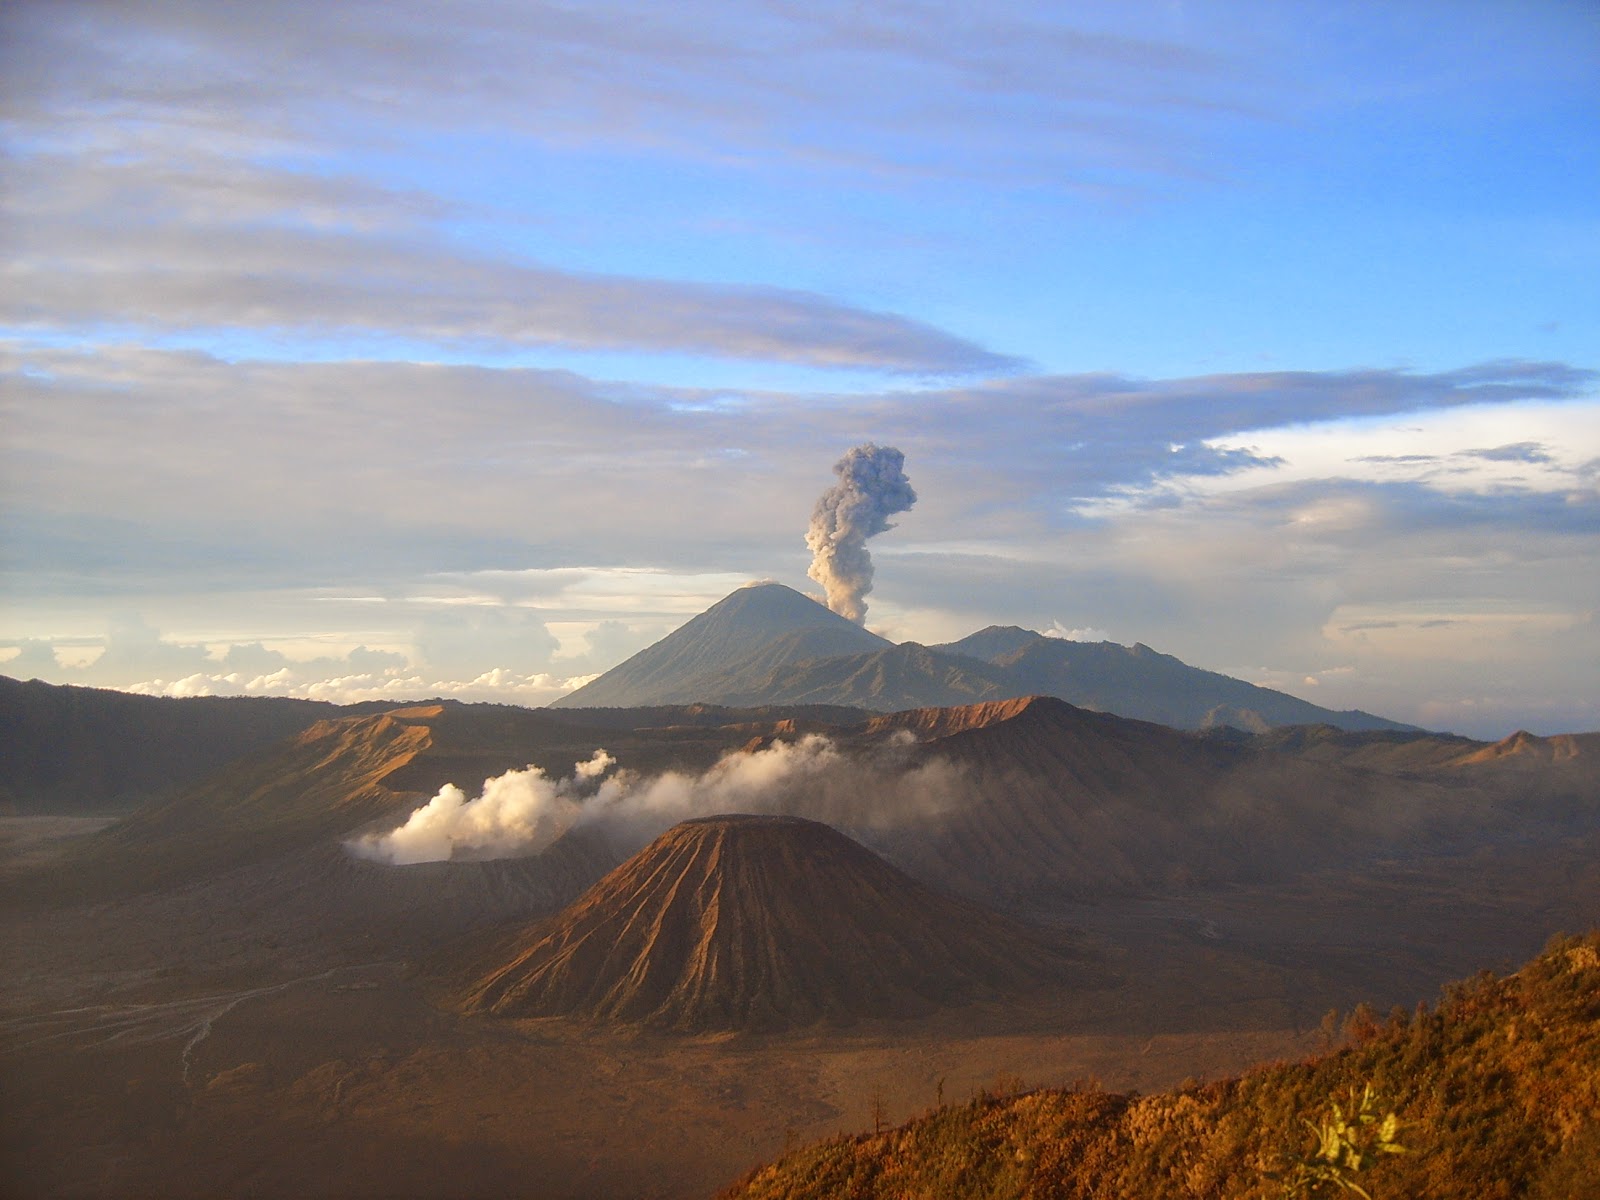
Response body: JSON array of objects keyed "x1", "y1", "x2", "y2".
[{"x1": 1, "y1": 1, "x2": 1596, "y2": 738}]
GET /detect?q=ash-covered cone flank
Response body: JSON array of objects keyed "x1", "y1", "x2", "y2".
[
  {"x1": 550, "y1": 582, "x2": 889, "y2": 709},
  {"x1": 457, "y1": 814, "x2": 1093, "y2": 1032}
]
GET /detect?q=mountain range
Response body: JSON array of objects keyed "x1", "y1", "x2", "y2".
[{"x1": 552, "y1": 582, "x2": 1410, "y2": 733}]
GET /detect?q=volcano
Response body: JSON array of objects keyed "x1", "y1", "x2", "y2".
[
  {"x1": 550, "y1": 582, "x2": 889, "y2": 709},
  {"x1": 549, "y1": 586, "x2": 1412, "y2": 733},
  {"x1": 456, "y1": 814, "x2": 1093, "y2": 1032}
]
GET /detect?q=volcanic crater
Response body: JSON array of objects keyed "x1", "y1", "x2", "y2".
[{"x1": 455, "y1": 813, "x2": 1095, "y2": 1033}]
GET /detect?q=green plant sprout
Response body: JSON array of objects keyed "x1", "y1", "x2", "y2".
[{"x1": 1280, "y1": 1082, "x2": 1406, "y2": 1198}]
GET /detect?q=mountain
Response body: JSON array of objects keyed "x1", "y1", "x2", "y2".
[
  {"x1": 454, "y1": 814, "x2": 1097, "y2": 1032},
  {"x1": 725, "y1": 641, "x2": 1017, "y2": 709},
  {"x1": 933, "y1": 627, "x2": 1411, "y2": 732},
  {"x1": 552, "y1": 591, "x2": 1412, "y2": 733},
  {"x1": 0, "y1": 675, "x2": 342, "y2": 814},
  {"x1": 32, "y1": 684, "x2": 1583, "y2": 910},
  {"x1": 550, "y1": 582, "x2": 889, "y2": 709},
  {"x1": 34, "y1": 701, "x2": 807, "y2": 899},
  {"x1": 837, "y1": 696, "x2": 1499, "y2": 903},
  {"x1": 719, "y1": 930, "x2": 1600, "y2": 1199}
]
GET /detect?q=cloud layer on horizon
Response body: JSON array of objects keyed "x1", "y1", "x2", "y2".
[
  {"x1": 4, "y1": 341, "x2": 1596, "y2": 736},
  {"x1": 2, "y1": 1, "x2": 1596, "y2": 738}
]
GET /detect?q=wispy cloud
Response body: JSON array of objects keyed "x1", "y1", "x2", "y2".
[{"x1": 2, "y1": 149, "x2": 1017, "y2": 374}]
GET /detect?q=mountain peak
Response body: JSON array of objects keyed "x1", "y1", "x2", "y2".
[
  {"x1": 456, "y1": 814, "x2": 1091, "y2": 1031},
  {"x1": 551, "y1": 582, "x2": 890, "y2": 709}
]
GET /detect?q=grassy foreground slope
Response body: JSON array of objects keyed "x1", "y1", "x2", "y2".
[{"x1": 722, "y1": 932, "x2": 1600, "y2": 1200}]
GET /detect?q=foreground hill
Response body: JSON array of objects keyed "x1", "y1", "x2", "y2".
[
  {"x1": 454, "y1": 815, "x2": 1098, "y2": 1032},
  {"x1": 721, "y1": 930, "x2": 1600, "y2": 1199},
  {"x1": 551, "y1": 586, "x2": 1411, "y2": 732}
]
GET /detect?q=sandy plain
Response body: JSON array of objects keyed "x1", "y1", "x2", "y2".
[{"x1": 3, "y1": 817, "x2": 1597, "y2": 1199}]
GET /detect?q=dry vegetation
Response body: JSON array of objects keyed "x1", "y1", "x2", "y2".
[
  {"x1": 4, "y1": 689, "x2": 1597, "y2": 1199},
  {"x1": 722, "y1": 932, "x2": 1600, "y2": 1199}
]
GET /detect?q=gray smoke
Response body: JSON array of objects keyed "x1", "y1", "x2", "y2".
[{"x1": 805, "y1": 443, "x2": 917, "y2": 624}]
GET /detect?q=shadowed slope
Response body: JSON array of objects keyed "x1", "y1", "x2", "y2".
[
  {"x1": 934, "y1": 629, "x2": 1412, "y2": 732},
  {"x1": 458, "y1": 815, "x2": 1095, "y2": 1032},
  {"x1": 0, "y1": 675, "x2": 342, "y2": 814},
  {"x1": 857, "y1": 697, "x2": 1494, "y2": 903},
  {"x1": 551, "y1": 583, "x2": 889, "y2": 709}
]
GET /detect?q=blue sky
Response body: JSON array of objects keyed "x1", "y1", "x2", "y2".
[{"x1": 1, "y1": 0, "x2": 1596, "y2": 736}]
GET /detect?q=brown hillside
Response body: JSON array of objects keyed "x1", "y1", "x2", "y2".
[
  {"x1": 1456, "y1": 729, "x2": 1597, "y2": 764},
  {"x1": 720, "y1": 930, "x2": 1600, "y2": 1200},
  {"x1": 877, "y1": 696, "x2": 1494, "y2": 902},
  {"x1": 33, "y1": 703, "x2": 819, "y2": 900},
  {"x1": 456, "y1": 815, "x2": 1097, "y2": 1032},
  {"x1": 0, "y1": 675, "x2": 341, "y2": 814},
  {"x1": 862, "y1": 695, "x2": 1044, "y2": 740}
]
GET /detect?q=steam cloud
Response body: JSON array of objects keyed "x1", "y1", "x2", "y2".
[
  {"x1": 349, "y1": 734, "x2": 965, "y2": 865},
  {"x1": 805, "y1": 443, "x2": 917, "y2": 624},
  {"x1": 350, "y1": 750, "x2": 617, "y2": 865}
]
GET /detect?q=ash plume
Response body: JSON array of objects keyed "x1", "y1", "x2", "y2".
[
  {"x1": 805, "y1": 443, "x2": 916, "y2": 624},
  {"x1": 348, "y1": 734, "x2": 966, "y2": 865}
]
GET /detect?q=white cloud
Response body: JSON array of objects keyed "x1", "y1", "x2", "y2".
[{"x1": 1046, "y1": 622, "x2": 1111, "y2": 642}]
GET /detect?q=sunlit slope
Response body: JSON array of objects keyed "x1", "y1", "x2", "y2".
[
  {"x1": 32, "y1": 702, "x2": 863, "y2": 899},
  {"x1": 720, "y1": 931, "x2": 1600, "y2": 1200},
  {"x1": 52, "y1": 706, "x2": 442, "y2": 895},
  {"x1": 456, "y1": 814, "x2": 1099, "y2": 1032}
]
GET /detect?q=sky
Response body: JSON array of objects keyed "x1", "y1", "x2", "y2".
[{"x1": 1, "y1": 0, "x2": 1596, "y2": 738}]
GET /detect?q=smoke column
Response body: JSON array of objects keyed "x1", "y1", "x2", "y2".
[{"x1": 805, "y1": 443, "x2": 917, "y2": 624}]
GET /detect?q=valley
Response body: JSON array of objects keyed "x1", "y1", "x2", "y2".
[
  {"x1": 4, "y1": 811, "x2": 1595, "y2": 1198},
  {"x1": 3, "y1": 592, "x2": 1596, "y2": 1198}
]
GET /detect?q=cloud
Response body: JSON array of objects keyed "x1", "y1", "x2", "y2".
[
  {"x1": 2, "y1": 1, "x2": 1277, "y2": 192},
  {"x1": 1, "y1": 150, "x2": 1016, "y2": 374},
  {"x1": 1046, "y1": 623, "x2": 1110, "y2": 643},
  {"x1": 4, "y1": 342, "x2": 1595, "y2": 736},
  {"x1": 1465, "y1": 442, "x2": 1555, "y2": 465},
  {"x1": 413, "y1": 608, "x2": 561, "y2": 679}
]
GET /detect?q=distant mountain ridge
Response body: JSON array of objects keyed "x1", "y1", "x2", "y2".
[
  {"x1": 554, "y1": 584, "x2": 1412, "y2": 733},
  {"x1": 549, "y1": 582, "x2": 889, "y2": 709}
]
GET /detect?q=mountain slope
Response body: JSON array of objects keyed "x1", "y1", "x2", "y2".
[
  {"x1": 935, "y1": 628, "x2": 1411, "y2": 732},
  {"x1": 553, "y1": 591, "x2": 1412, "y2": 732},
  {"x1": 36, "y1": 702, "x2": 793, "y2": 899},
  {"x1": 720, "y1": 930, "x2": 1600, "y2": 1199},
  {"x1": 846, "y1": 696, "x2": 1493, "y2": 902},
  {"x1": 551, "y1": 582, "x2": 889, "y2": 709},
  {"x1": 455, "y1": 814, "x2": 1096, "y2": 1032},
  {"x1": 0, "y1": 675, "x2": 341, "y2": 814},
  {"x1": 727, "y1": 642, "x2": 1019, "y2": 710}
]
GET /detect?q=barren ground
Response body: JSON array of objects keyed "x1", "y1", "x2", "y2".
[{"x1": 3, "y1": 818, "x2": 1596, "y2": 1199}]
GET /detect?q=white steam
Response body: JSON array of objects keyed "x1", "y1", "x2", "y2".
[
  {"x1": 805, "y1": 443, "x2": 916, "y2": 624},
  {"x1": 349, "y1": 734, "x2": 966, "y2": 865},
  {"x1": 350, "y1": 749, "x2": 616, "y2": 865}
]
